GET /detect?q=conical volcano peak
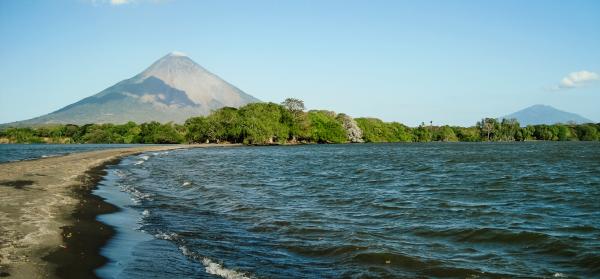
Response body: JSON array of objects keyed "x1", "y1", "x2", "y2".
[
  {"x1": 138, "y1": 53, "x2": 246, "y2": 106},
  {"x1": 4, "y1": 52, "x2": 260, "y2": 126},
  {"x1": 143, "y1": 52, "x2": 203, "y2": 75}
]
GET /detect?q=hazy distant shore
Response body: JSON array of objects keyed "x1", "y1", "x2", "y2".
[{"x1": 0, "y1": 144, "x2": 223, "y2": 278}]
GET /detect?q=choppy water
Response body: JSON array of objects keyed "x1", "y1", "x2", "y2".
[
  {"x1": 0, "y1": 144, "x2": 146, "y2": 163},
  {"x1": 95, "y1": 143, "x2": 600, "y2": 278}
]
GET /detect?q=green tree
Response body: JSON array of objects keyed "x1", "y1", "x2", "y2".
[
  {"x1": 498, "y1": 118, "x2": 520, "y2": 141},
  {"x1": 389, "y1": 122, "x2": 413, "y2": 142},
  {"x1": 81, "y1": 124, "x2": 121, "y2": 143},
  {"x1": 185, "y1": 116, "x2": 217, "y2": 143},
  {"x1": 209, "y1": 107, "x2": 243, "y2": 142},
  {"x1": 281, "y1": 98, "x2": 305, "y2": 115},
  {"x1": 355, "y1": 118, "x2": 393, "y2": 142},
  {"x1": 139, "y1": 122, "x2": 183, "y2": 144},
  {"x1": 533, "y1": 125, "x2": 558, "y2": 141},
  {"x1": 239, "y1": 103, "x2": 291, "y2": 144},
  {"x1": 576, "y1": 124, "x2": 598, "y2": 141},
  {"x1": 477, "y1": 118, "x2": 498, "y2": 141},
  {"x1": 434, "y1": 125, "x2": 458, "y2": 142},
  {"x1": 413, "y1": 123, "x2": 432, "y2": 142},
  {"x1": 453, "y1": 127, "x2": 481, "y2": 142},
  {"x1": 557, "y1": 125, "x2": 575, "y2": 141},
  {"x1": 307, "y1": 110, "x2": 347, "y2": 143},
  {"x1": 281, "y1": 98, "x2": 310, "y2": 141}
]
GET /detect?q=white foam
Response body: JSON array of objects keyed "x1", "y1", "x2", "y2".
[
  {"x1": 119, "y1": 184, "x2": 153, "y2": 204},
  {"x1": 202, "y1": 258, "x2": 250, "y2": 279},
  {"x1": 142, "y1": 209, "x2": 150, "y2": 217},
  {"x1": 155, "y1": 231, "x2": 179, "y2": 241},
  {"x1": 114, "y1": 170, "x2": 127, "y2": 178},
  {"x1": 177, "y1": 245, "x2": 251, "y2": 279},
  {"x1": 183, "y1": 181, "x2": 192, "y2": 186},
  {"x1": 179, "y1": 245, "x2": 193, "y2": 256},
  {"x1": 134, "y1": 160, "x2": 144, "y2": 165},
  {"x1": 41, "y1": 154, "x2": 59, "y2": 158},
  {"x1": 139, "y1": 155, "x2": 150, "y2": 160}
]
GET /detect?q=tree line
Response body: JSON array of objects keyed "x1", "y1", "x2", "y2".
[{"x1": 1, "y1": 99, "x2": 599, "y2": 144}]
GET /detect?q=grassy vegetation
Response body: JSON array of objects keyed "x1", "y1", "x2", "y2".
[{"x1": 1, "y1": 99, "x2": 599, "y2": 144}]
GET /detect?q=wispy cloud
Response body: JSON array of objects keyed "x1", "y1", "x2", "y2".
[
  {"x1": 87, "y1": 0, "x2": 167, "y2": 6},
  {"x1": 110, "y1": 0, "x2": 131, "y2": 5},
  {"x1": 554, "y1": 70, "x2": 599, "y2": 90}
]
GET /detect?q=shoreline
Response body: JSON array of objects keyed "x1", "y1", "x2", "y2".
[
  {"x1": 42, "y1": 158, "x2": 121, "y2": 279},
  {"x1": 0, "y1": 144, "x2": 227, "y2": 278}
]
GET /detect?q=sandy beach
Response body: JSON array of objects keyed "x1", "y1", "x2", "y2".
[{"x1": 0, "y1": 144, "x2": 214, "y2": 278}]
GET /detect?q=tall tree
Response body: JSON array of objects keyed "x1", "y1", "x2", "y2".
[
  {"x1": 477, "y1": 118, "x2": 498, "y2": 141},
  {"x1": 281, "y1": 98, "x2": 305, "y2": 115}
]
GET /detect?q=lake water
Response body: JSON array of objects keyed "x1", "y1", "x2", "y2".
[
  {"x1": 0, "y1": 144, "x2": 147, "y2": 163},
  {"x1": 91, "y1": 142, "x2": 600, "y2": 278}
]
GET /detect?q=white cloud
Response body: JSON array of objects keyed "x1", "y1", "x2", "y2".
[
  {"x1": 557, "y1": 70, "x2": 599, "y2": 90},
  {"x1": 86, "y1": 0, "x2": 133, "y2": 5},
  {"x1": 87, "y1": 0, "x2": 168, "y2": 6},
  {"x1": 110, "y1": 0, "x2": 132, "y2": 5}
]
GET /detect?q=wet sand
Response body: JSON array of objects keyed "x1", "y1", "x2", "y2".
[{"x1": 0, "y1": 144, "x2": 218, "y2": 278}]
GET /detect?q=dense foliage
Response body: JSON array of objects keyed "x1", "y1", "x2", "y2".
[{"x1": 1, "y1": 99, "x2": 599, "y2": 144}]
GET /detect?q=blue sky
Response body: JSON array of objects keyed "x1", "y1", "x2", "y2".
[{"x1": 0, "y1": 0, "x2": 599, "y2": 126}]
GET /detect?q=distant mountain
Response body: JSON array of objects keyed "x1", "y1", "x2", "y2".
[
  {"x1": 503, "y1": 104, "x2": 594, "y2": 126},
  {"x1": 4, "y1": 52, "x2": 260, "y2": 126}
]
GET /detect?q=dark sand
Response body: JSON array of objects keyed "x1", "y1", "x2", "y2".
[{"x1": 42, "y1": 159, "x2": 120, "y2": 279}]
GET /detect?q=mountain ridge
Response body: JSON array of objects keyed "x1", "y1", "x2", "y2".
[{"x1": 503, "y1": 104, "x2": 593, "y2": 126}]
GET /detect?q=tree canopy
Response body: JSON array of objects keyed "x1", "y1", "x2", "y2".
[{"x1": 1, "y1": 100, "x2": 598, "y2": 144}]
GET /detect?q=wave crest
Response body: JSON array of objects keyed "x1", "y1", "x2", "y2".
[{"x1": 177, "y1": 245, "x2": 251, "y2": 279}]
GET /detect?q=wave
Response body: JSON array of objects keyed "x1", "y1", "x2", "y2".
[
  {"x1": 94, "y1": 144, "x2": 600, "y2": 278},
  {"x1": 155, "y1": 231, "x2": 179, "y2": 241},
  {"x1": 202, "y1": 258, "x2": 251, "y2": 279},
  {"x1": 422, "y1": 266, "x2": 498, "y2": 278},
  {"x1": 351, "y1": 251, "x2": 435, "y2": 269},
  {"x1": 150, "y1": 229, "x2": 253, "y2": 278},
  {"x1": 411, "y1": 226, "x2": 586, "y2": 260},
  {"x1": 556, "y1": 225, "x2": 598, "y2": 233},
  {"x1": 350, "y1": 251, "x2": 497, "y2": 277},
  {"x1": 574, "y1": 253, "x2": 600, "y2": 274},
  {"x1": 286, "y1": 244, "x2": 368, "y2": 257},
  {"x1": 178, "y1": 245, "x2": 251, "y2": 279},
  {"x1": 114, "y1": 169, "x2": 127, "y2": 178},
  {"x1": 119, "y1": 184, "x2": 153, "y2": 204},
  {"x1": 133, "y1": 154, "x2": 151, "y2": 165},
  {"x1": 413, "y1": 227, "x2": 552, "y2": 244},
  {"x1": 41, "y1": 154, "x2": 60, "y2": 158}
]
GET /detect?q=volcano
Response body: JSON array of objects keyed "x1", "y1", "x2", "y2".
[
  {"x1": 503, "y1": 104, "x2": 593, "y2": 126},
  {"x1": 6, "y1": 52, "x2": 260, "y2": 125}
]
